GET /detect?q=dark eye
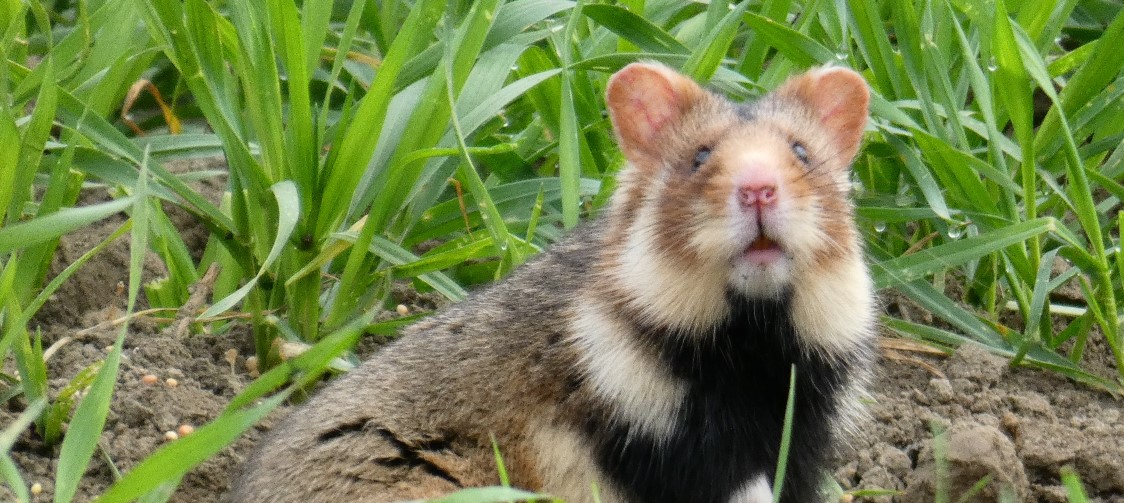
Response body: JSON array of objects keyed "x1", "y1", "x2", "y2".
[
  {"x1": 692, "y1": 146, "x2": 711, "y2": 172},
  {"x1": 791, "y1": 142, "x2": 810, "y2": 165}
]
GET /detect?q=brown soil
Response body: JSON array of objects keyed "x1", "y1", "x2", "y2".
[{"x1": 4, "y1": 167, "x2": 1123, "y2": 502}]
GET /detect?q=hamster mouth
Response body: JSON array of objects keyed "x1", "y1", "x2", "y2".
[
  {"x1": 743, "y1": 234, "x2": 785, "y2": 264},
  {"x1": 747, "y1": 235, "x2": 780, "y2": 251}
]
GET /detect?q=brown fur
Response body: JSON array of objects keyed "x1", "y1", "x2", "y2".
[{"x1": 230, "y1": 62, "x2": 873, "y2": 503}]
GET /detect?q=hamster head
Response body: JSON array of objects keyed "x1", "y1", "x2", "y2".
[{"x1": 604, "y1": 62, "x2": 869, "y2": 305}]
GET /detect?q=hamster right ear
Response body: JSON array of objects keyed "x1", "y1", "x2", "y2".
[{"x1": 606, "y1": 62, "x2": 705, "y2": 165}]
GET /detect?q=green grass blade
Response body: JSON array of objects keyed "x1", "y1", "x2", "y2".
[
  {"x1": 314, "y1": 0, "x2": 444, "y2": 236},
  {"x1": 583, "y1": 4, "x2": 688, "y2": 54},
  {"x1": 200, "y1": 181, "x2": 300, "y2": 318},
  {"x1": 423, "y1": 487, "x2": 552, "y2": 503},
  {"x1": 682, "y1": 0, "x2": 750, "y2": 80},
  {"x1": 94, "y1": 394, "x2": 288, "y2": 503},
  {"x1": 53, "y1": 276, "x2": 126, "y2": 503},
  {"x1": 743, "y1": 11, "x2": 836, "y2": 68},
  {"x1": 0, "y1": 198, "x2": 134, "y2": 253},
  {"x1": 872, "y1": 218, "x2": 1055, "y2": 289},
  {"x1": 771, "y1": 364, "x2": 796, "y2": 503}
]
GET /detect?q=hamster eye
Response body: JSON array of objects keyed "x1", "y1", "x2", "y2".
[
  {"x1": 791, "y1": 141, "x2": 810, "y2": 166},
  {"x1": 692, "y1": 146, "x2": 712, "y2": 172}
]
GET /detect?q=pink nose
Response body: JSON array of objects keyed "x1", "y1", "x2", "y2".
[{"x1": 739, "y1": 183, "x2": 777, "y2": 208}]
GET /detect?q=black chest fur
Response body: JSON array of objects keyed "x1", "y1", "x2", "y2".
[{"x1": 581, "y1": 293, "x2": 854, "y2": 503}]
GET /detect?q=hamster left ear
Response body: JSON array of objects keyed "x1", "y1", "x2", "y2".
[{"x1": 776, "y1": 67, "x2": 870, "y2": 162}]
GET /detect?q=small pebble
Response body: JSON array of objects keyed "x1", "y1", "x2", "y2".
[
  {"x1": 165, "y1": 378, "x2": 179, "y2": 388},
  {"x1": 141, "y1": 374, "x2": 158, "y2": 385},
  {"x1": 396, "y1": 304, "x2": 409, "y2": 316},
  {"x1": 929, "y1": 377, "x2": 954, "y2": 402},
  {"x1": 164, "y1": 431, "x2": 179, "y2": 441},
  {"x1": 30, "y1": 482, "x2": 42, "y2": 495},
  {"x1": 177, "y1": 424, "x2": 195, "y2": 437}
]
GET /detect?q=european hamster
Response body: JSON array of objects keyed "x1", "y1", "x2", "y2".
[{"x1": 229, "y1": 61, "x2": 875, "y2": 503}]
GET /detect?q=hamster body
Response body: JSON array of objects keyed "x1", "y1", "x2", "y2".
[{"x1": 229, "y1": 62, "x2": 876, "y2": 503}]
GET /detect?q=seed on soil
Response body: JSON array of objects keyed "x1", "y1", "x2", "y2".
[
  {"x1": 165, "y1": 378, "x2": 179, "y2": 388},
  {"x1": 164, "y1": 431, "x2": 179, "y2": 441},
  {"x1": 396, "y1": 304, "x2": 409, "y2": 316},
  {"x1": 141, "y1": 374, "x2": 158, "y2": 385},
  {"x1": 30, "y1": 482, "x2": 42, "y2": 495},
  {"x1": 839, "y1": 495, "x2": 853, "y2": 503},
  {"x1": 177, "y1": 424, "x2": 195, "y2": 437},
  {"x1": 245, "y1": 356, "x2": 259, "y2": 377}
]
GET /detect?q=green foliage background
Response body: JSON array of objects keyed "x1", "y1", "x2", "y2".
[{"x1": 1, "y1": 0, "x2": 1122, "y2": 500}]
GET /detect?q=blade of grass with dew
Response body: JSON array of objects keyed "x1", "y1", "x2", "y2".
[
  {"x1": 992, "y1": 0, "x2": 1039, "y2": 266},
  {"x1": 882, "y1": 134, "x2": 952, "y2": 221},
  {"x1": 442, "y1": 0, "x2": 523, "y2": 269},
  {"x1": 891, "y1": 0, "x2": 945, "y2": 139},
  {"x1": 871, "y1": 218, "x2": 1054, "y2": 289},
  {"x1": 1012, "y1": 15, "x2": 1123, "y2": 373}
]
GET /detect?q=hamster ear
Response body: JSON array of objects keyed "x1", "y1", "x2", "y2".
[
  {"x1": 606, "y1": 62, "x2": 705, "y2": 165},
  {"x1": 775, "y1": 67, "x2": 869, "y2": 162}
]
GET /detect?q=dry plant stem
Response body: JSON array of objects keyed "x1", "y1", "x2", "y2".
[
  {"x1": 171, "y1": 263, "x2": 221, "y2": 338},
  {"x1": 883, "y1": 349, "x2": 948, "y2": 379},
  {"x1": 879, "y1": 337, "x2": 948, "y2": 356},
  {"x1": 41, "y1": 308, "x2": 178, "y2": 362}
]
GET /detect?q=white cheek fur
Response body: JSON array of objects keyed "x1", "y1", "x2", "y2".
[
  {"x1": 613, "y1": 197, "x2": 731, "y2": 332},
  {"x1": 790, "y1": 254, "x2": 877, "y2": 355}
]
